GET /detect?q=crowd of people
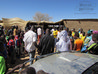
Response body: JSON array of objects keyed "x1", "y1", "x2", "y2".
[
  {"x1": 0, "y1": 25, "x2": 25, "y2": 74},
  {"x1": 0, "y1": 23, "x2": 98, "y2": 74},
  {"x1": 36, "y1": 26, "x2": 98, "y2": 55},
  {"x1": 55, "y1": 27, "x2": 98, "y2": 54}
]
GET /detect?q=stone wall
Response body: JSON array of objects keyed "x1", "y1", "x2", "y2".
[{"x1": 64, "y1": 20, "x2": 98, "y2": 32}]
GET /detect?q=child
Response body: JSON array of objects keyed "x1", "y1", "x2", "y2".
[
  {"x1": 81, "y1": 32, "x2": 86, "y2": 42},
  {"x1": 15, "y1": 32, "x2": 21, "y2": 58},
  {"x1": 7, "y1": 35, "x2": 15, "y2": 64},
  {"x1": 73, "y1": 32, "x2": 83, "y2": 51},
  {"x1": 68, "y1": 31, "x2": 74, "y2": 50}
]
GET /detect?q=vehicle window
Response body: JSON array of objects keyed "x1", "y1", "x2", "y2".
[{"x1": 82, "y1": 62, "x2": 98, "y2": 74}]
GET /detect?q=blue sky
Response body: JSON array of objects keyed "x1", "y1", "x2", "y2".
[{"x1": 0, "y1": 0, "x2": 97, "y2": 22}]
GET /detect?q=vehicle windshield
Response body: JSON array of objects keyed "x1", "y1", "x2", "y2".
[{"x1": 82, "y1": 62, "x2": 98, "y2": 74}]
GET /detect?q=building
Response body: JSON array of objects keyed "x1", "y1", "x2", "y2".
[
  {"x1": 1, "y1": 18, "x2": 98, "y2": 32},
  {"x1": 62, "y1": 19, "x2": 98, "y2": 32}
]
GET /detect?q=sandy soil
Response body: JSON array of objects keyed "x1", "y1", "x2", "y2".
[{"x1": 7, "y1": 50, "x2": 39, "y2": 74}]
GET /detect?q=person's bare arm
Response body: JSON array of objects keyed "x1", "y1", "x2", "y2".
[
  {"x1": 73, "y1": 44, "x2": 76, "y2": 50},
  {"x1": 70, "y1": 41, "x2": 72, "y2": 50}
]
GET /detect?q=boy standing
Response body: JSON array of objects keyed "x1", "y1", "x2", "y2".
[
  {"x1": 7, "y1": 35, "x2": 15, "y2": 64},
  {"x1": 73, "y1": 32, "x2": 83, "y2": 51}
]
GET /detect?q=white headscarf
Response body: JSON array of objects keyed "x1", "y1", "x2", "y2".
[
  {"x1": 56, "y1": 30, "x2": 70, "y2": 52},
  {"x1": 59, "y1": 30, "x2": 68, "y2": 41}
]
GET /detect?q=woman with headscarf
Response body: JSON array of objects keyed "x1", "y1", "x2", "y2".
[
  {"x1": 56, "y1": 30, "x2": 70, "y2": 52},
  {"x1": 81, "y1": 30, "x2": 92, "y2": 52},
  {"x1": 88, "y1": 30, "x2": 98, "y2": 47}
]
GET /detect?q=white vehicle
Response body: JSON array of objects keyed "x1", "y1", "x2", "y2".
[{"x1": 30, "y1": 52, "x2": 98, "y2": 74}]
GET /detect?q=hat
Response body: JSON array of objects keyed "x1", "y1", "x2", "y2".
[
  {"x1": 93, "y1": 30, "x2": 98, "y2": 34},
  {"x1": 87, "y1": 30, "x2": 91, "y2": 34}
]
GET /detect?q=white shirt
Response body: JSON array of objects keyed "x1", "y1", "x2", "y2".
[
  {"x1": 23, "y1": 30, "x2": 37, "y2": 52},
  {"x1": 57, "y1": 31, "x2": 60, "y2": 40},
  {"x1": 50, "y1": 28, "x2": 54, "y2": 36},
  {"x1": 37, "y1": 28, "x2": 42, "y2": 35},
  {"x1": 51, "y1": 29, "x2": 54, "y2": 32}
]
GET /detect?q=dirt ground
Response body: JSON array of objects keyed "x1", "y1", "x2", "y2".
[
  {"x1": 7, "y1": 50, "x2": 39, "y2": 74},
  {"x1": 6, "y1": 38, "x2": 57, "y2": 74}
]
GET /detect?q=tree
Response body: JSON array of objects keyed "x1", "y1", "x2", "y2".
[{"x1": 33, "y1": 12, "x2": 52, "y2": 21}]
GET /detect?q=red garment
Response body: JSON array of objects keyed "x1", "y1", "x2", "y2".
[
  {"x1": 7, "y1": 39, "x2": 15, "y2": 47},
  {"x1": 15, "y1": 35, "x2": 18, "y2": 40},
  {"x1": 38, "y1": 35, "x2": 41, "y2": 44},
  {"x1": 14, "y1": 35, "x2": 21, "y2": 47}
]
